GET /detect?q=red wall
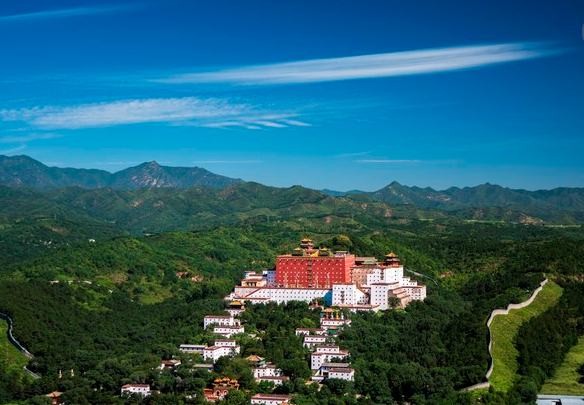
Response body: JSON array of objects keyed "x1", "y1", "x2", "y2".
[{"x1": 275, "y1": 255, "x2": 354, "y2": 287}]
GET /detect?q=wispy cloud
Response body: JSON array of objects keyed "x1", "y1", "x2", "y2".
[
  {"x1": 337, "y1": 151, "x2": 371, "y2": 158},
  {"x1": 356, "y1": 159, "x2": 421, "y2": 163},
  {"x1": 0, "y1": 144, "x2": 27, "y2": 154},
  {"x1": 0, "y1": 132, "x2": 62, "y2": 143},
  {"x1": 192, "y1": 160, "x2": 261, "y2": 164},
  {"x1": 0, "y1": 97, "x2": 311, "y2": 130},
  {"x1": 0, "y1": 6, "x2": 132, "y2": 23},
  {"x1": 157, "y1": 43, "x2": 557, "y2": 85}
]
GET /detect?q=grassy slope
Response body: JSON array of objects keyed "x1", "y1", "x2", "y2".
[
  {"x1": 541, "y1": 335, "x2": 584, "y2": 395},
  {"x1": 0, "y1": 319, "x2": 29, "y2": 373},
  {"x1": 489, "y1": 280, "x2": 563, "y2": 392}
]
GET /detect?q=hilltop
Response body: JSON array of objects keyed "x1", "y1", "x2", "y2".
[{"x1": 0, "y1": 155, "x2": 241, "y2": 190}]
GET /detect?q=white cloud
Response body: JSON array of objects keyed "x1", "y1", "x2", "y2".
[
  {"x1": 279, "y1": 119, "x2": 311, "y2": 127},
  {"x1": 0, "y1": 97, "x2": 310, "y2": 130},
  {"x1": 192, "y1": 160, "x2": 261, "y2": 164},
  {"x1": 0, "y1": 6, "x2": 132, "y2": 23},
  {"x1": 0, "y1": 144, "x2": 27, "y2": 154},
  {"x1": 337, "y1": 151, "x2": 371, "y2": 158},
  {"x1": 157, "y1": 43, "x2": 557, "y2": 85},
  {"x1": 356, "y1": 159, "x2": 421, "y2": 163},
  {"x1": 0, "y1": 132, "x2": 62, "y2": 143}
]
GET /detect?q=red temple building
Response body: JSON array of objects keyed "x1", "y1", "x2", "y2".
[{"x1": 275, "y1": 238, "x2": 355, "y2": 287}]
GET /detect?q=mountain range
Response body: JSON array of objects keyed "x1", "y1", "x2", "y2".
[
  {"x1": 0, "y1": 155, "x2": 241, "y2": 190},
  {"x1": 2, "y1": 155, "x2": 584, "y2": 225}
]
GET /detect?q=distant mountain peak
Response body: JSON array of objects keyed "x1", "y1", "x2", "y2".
[{"x1": 0, "y1": 155, "x2": 241, "y2": 190}]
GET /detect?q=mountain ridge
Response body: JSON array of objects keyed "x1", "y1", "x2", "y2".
[
  {"x1": 0, "y1": 155, "x2": 241, "y2": 190},
  {"x1": 2, "y1": 155, "x2": 584, "y2": 224}
]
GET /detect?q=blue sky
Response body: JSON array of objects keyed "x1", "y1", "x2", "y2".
[{"x1": 0, "y1": 0, "x2": 583, "y2": 191}]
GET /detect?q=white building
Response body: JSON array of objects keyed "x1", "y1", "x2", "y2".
[
  {"x1": 303, "y1": 335, "x2": 327, "y2": 348},
  {"x1": 204, "y1": 315, "x2": 240, "y2": 329},
  {"x1": 295, "y1": 328, "x2": 327, "y2": 336},
  {"x1": 213, "y1": 325, "x2": 245, "y2": 338},
  {"x1": 311, "y1": 362, "x2": 352, "y2": 381},
  {"x1": 226, "y1": 252, "x2": 426, "y2": 312},
  {"x1": 253, "y1": 364, "x2": 282, "y2": 378},
  {"x1": 229, "y1": 286, "x2": 332, "y2": 305},
  {"x1": 332, "y1": 283, "x2": 369, "y2": 307},
  {"x1": 329, "y1": 368, "x2": 355, "y2": 381},
  {"x1": 121, "y1": 384, "x2": 151, "y2": 396},
  {"x1": 369, "y1": 284, "x2": 411, "y2": 310},
  {"x1": 250, "y1": 394, "x2": 292, "y2": 405},
  {"x1": 311, "y1": 346, "x2": 349, "y2": 370},
  {"x1": 203, "y1": 341, "x2": 240, "y2": 362},
  {"x1": 320, "y1": 317, "x2": 352, "y2": 328},
  {"x1": 255, "y1": 376, "x2": 289, "y2": 386},
  {"x1": 203, "y1": 346, "x2": 240, "y2": 362},
  {"x1": 403, "y1": 285, "x2": 427, "y2": 301},
  {"x1": 179, "y1": 344, "x2": 206, "y2": 354},
  {"x1": 215, "y1": 339, "x2": 238, "y2": 348},
  {"x1": 266, "y1": 269, "x2": 277, "y2": 286}
]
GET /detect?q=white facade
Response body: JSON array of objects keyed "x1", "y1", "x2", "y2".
[
  {"x1": 179, "y1": 344, "x2": 206, "y2": 354},
  {"x1": 226, "y1": 308, "x2": 245, "y2": 317},
  {"x1": 332, "y1": 283, "x2": 368, "y2": 307},
  {"x1": 215, "y1": 339, "x2": 237, "y2": 347},
  {"x1": 266, "y1": 269, "x2": 277, "y2": 286},
  {"x1": 213, "y1": 325, "x2": 245, "y2": 338},
  {"x1": 295, "y1": 328, "x2": 327, "y2": 336},
  {"x1": 320, "y1": 318, "x2": 352, "y2": 328},
  {"x1": 311, "y1": 346, "x2": 349, "y2": 370},
  {"x1": 250, "y1": 394, "x2": 292, "y2": 405},
  {"x1": 329, "y1": 368, "x2": 355, "y2": 381},
  {"x1": 311, "y1": 362, "x2": 352, "y2": 382},
  {"x1": 365, "y1": 266, "x2": 404, "y2": 285},
  {"x1": 204, "y1": 315, "x2": 240, "y2": 329},
  {"x1": 255, "y1": 376, "x2": 289, "y2": 386},
  {"x1": 253, "y1": 364, "x2": 282, "y2": 378},
  {"x1": 232, "y1": 286, "x2": 332, "y2": 305},
  {"x1": 303, "y1": 335, "x2": 327, "y2": 348},
  {"x1": 121, "y1": 384, "x2": 151, "y2": 396},
  {"x1": 404, "y1": 285, "x2": 427, "y2": 300},
  {"x1": 203, "y1": 344, "x2": 240, "y2": 362}
]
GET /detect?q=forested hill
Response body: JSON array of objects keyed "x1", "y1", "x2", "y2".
[
  {"x1": 360, "y1": 181, "x2": 584, "y2": 221},
  {"x1": 0, "y1": 155, "x2": 241, "y2": 190}
]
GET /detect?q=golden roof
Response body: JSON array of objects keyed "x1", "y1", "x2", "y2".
[
  {"x1": 246, "y1": 355, "x2": 265, "y2": 361},
  {"x1": 231, "y1": 301, "x2": 242, "y2": 306},
  {"x1": 386, "y1": 253, "x2": 398, "y2": 258}
]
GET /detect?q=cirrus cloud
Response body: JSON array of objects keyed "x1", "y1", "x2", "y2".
[
  {"x1": 157, "y1": 42, "x2": 558, "y2": 85},
  {"x1": 0, "y1": 97, "x2": 311, "y2": 130}
]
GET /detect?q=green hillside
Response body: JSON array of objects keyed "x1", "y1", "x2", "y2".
[
  {"x1": 489, "y1": 281, "x2": 563, "y2": 392},
  {"x1": 541, "y1": 335, "x2": 584, "y2": 395},
  {"x1": 0, "y1": 320, "x2": 29, "y2": 373}
]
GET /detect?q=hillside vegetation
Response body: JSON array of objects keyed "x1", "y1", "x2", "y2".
[
  {"x1": 489, "y1": 281, "x2": 563, "y2": 391},
  {"x1": 541, "y1": 335, "x2": 584, "y2": 395},
  {"x1": 1, "y1": 160, "x2": 584, "y2": 404}
]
